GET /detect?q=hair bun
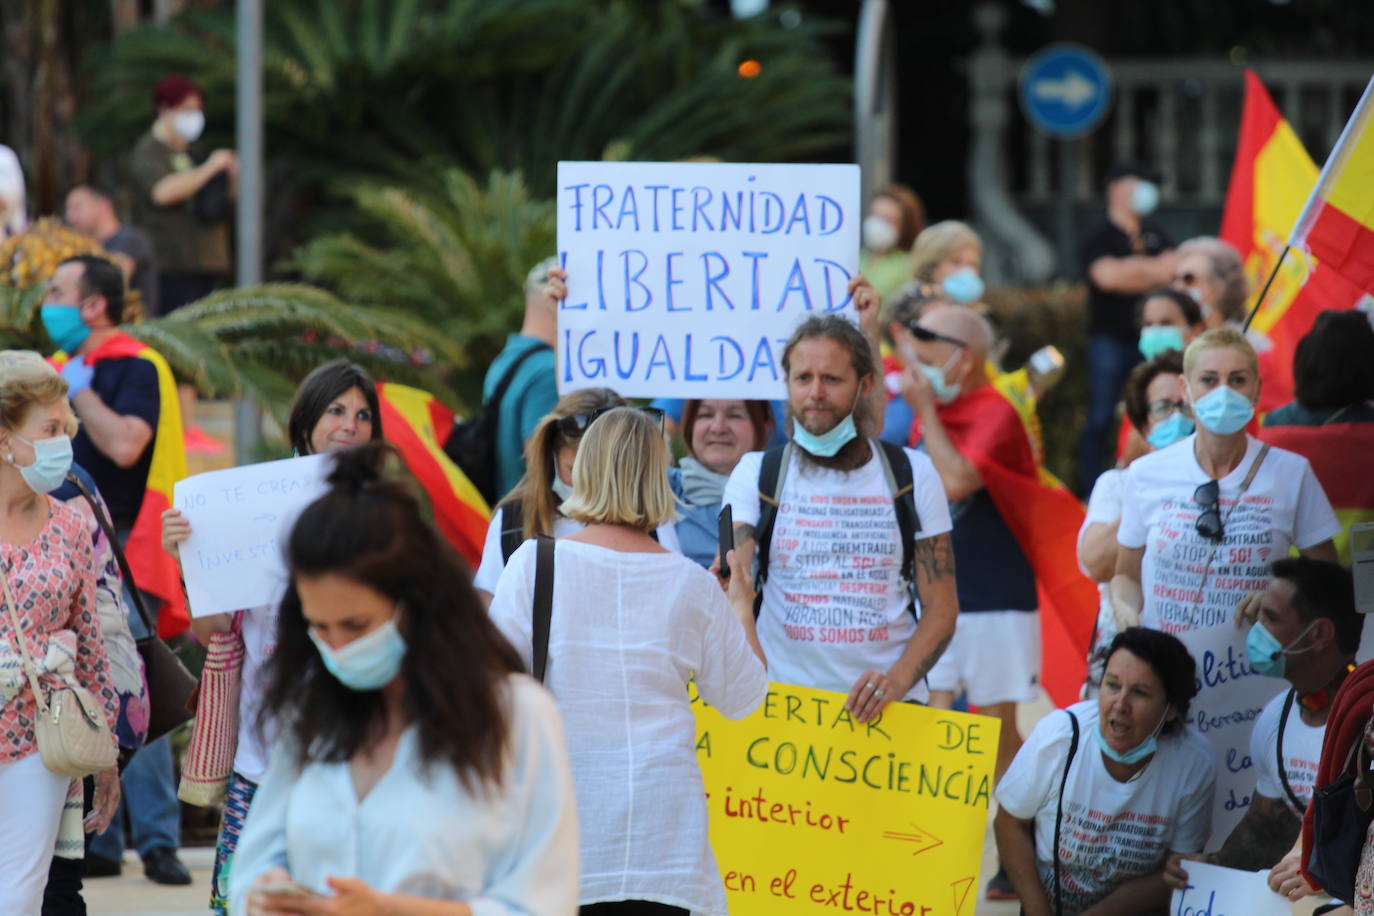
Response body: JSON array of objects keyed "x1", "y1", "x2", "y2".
[{"x1": 325, "y1": 441, "x2": 393, "y2": 493}]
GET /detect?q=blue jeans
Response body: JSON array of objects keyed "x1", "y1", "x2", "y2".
[
  {"x1": 1077, "y1": 335, "x2": 1142, "y2": 495},
  {"x1": 90, "y1": 536, "x2": 180, "y2": 861}
]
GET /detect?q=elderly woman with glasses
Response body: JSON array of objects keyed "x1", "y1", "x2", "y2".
[
  {"x1": 472, "y1": 388, "x2": 679, "y2": 605},
  {"x1": 1109, "y1": 328, "x2": 1339, "y2": 842}
]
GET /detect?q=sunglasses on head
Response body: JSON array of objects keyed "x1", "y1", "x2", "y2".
[
  {"x1": 1193, "y1": 479, "x2": 1223, "y2": 542},
  {"x1": 907, "y1": 322, "x2": 969, "y2": 349},
  {"x1": 556, "y1": 405, "x2": 666, "y2": 438}
]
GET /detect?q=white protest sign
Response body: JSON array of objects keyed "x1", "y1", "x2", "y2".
[
  {"x1": 173, "y1": 454, "x2": 331, "y2": 617},
  {"x1": 556, "y1": 161, "x2": 860, "y2": 399},
  {"x1": 1169, "y1": 861, "x2": 1290, "y2": 916}
]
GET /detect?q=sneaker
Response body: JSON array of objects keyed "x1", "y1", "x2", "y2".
[
  {"x1": 184, "y1": 425, "x2": 226, "y2": 456},
  {"x1": 83, "y1": 852, "x2": 122, "y2": 878},
  {"x1": 142, "y1": 846, "x2": 192, "y2": 885},
  {"x1": 985, "y1": 864, "x2": 1018, "y2": 901}
]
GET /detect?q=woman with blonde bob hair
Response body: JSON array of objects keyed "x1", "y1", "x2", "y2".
[
  {"x1": 489, "y1": 407, "x2": 768, "y2": 916},
  {"x1": 473, "y1": 389, "x2": 680, "y2": 602}
]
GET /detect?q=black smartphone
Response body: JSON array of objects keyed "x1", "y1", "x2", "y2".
[{"x1": 717, "y1": 505, "x2": 734, "y2": 579}]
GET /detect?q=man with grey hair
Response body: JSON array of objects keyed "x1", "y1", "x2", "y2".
[
  {"x1": 481, "y1": 256, "x2": 559, "y2": 500},
  {"x1": 723, "y1": 302, "x2": 958, "y2": 725},
  {"x1": 900, "y1": 303, "x2": 1043, "y2": 901},
  {"x1": 1172, "y1": 236, "x2": 1249, "y2": 328}
]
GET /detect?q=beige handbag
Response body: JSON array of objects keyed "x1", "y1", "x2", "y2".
[{"x1": 2, "y1": 567, "x2": 117, "y2": 779}]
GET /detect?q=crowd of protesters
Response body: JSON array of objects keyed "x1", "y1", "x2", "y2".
[{"x1": 3, "y1": 60, "x2": 1374, "y2": 916}]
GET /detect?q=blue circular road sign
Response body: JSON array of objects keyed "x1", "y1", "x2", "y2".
[{"x1": 1019, "y1": 43, "x2": 1113, "y2": 138}]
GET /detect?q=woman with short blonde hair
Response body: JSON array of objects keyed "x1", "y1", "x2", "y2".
[
  {"x1": 910, "y1": 220, "x2": 982, "y2": 284},
  {"x1": 489, "y1": 406, "x2": 767, "y2": 916}
]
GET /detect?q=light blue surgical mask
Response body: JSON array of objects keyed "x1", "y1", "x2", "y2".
[
  {"x1": 917, "y1": 349, "x2": 963, "y2": 405},
  {"x1": 792, "y1": 392, "x2": 861, "y2": 458},
  {"x1": 1131, "y1": 180, "x2": 1160, "y2": 217},
  {"x1": 1146, "y1": 411, "x2": 1194, "y2": 450},
  {"x1": 40, "y1": 305, "x2": 90, "y2": 354},
  {"x1": 309, "y1": 615, "x2": 406, "y2": 691},
  {"x1": 1138, "y1": 325, "x2": 1185, "y2": 360},
  {"x1": 1094, "y1": 706, "x2": 1170, "y2": 765},
  {"x1": 940, "y1": 268, "x2": 984, "y2": 305},
  {"x1": 8, "y1": 435, "x2": 74, "y2": 494},
  {"x1": 550, "y1": 459, "x2": 574, "y2": 502},
  {"x1": 1245, "y1": 619, "x2": 1317, "y2": 679},
  {"x1": 1190, "y1": 384, "x2": 1255, "y2": 435}
]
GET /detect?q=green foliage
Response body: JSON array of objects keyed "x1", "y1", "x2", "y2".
[
  {"x1": 80, "y1": 0, "x2": 851, "y2": 199},
  {"x1": 289, "y1": 169, "x2": 555, "y2": 403}
]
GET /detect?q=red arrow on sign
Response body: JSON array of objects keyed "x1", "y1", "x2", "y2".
[{"x1": 881, "y1": 824, "x2": 943, "y2": 856}]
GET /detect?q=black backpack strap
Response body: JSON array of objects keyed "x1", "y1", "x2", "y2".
[
  {"x1": 1277, "y1": 688, "x2": 1305, "y2": 813},
  {"x1": 753, "y1": 443, "x2": 792, "y2": 618},
  {"x1": 487, "y1": 341, "x2": 551, "y2": 416},
  {"x1": 531, "y1": 535, "x2": 555, "y2": 683},
  {"x1": 500, "y1": 502, "x2": 526, "y2": 565},
  {"x1": 1053, "y1": 710, "x2": 1081, "y2": 916},
  {"x1": 874, "y1": 440, "x2": 922, "y2": 617}
]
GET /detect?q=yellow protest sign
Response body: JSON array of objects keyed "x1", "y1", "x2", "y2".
[{"x1": 692, "y1": 682, "x2": 999, "y2": 916}]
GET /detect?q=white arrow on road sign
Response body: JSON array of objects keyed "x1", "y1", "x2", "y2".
[{"x1": 1031, "y1": 71, "x2": 1097, "y2": 108}]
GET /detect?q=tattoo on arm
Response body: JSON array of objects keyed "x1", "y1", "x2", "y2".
[
  {"x1": 909, "y1": 633, "x2": 953, "y2": 686},
  {"x1": 1214, "y1": 795, "x2": 1301, "y2": 872},
  {"x1": 913, "y1": 533, "x2": 956, "y2": 582}
]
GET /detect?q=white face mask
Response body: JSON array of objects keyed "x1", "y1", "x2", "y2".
[
  {"x1": 862, "y1": 215, "x2": 899, "y2": 253},
  {"x1": 550, "y1": 458, "x2": 574, "y2": 502},
  {"x1": 171, "y1": 109, "x2": 205, "y2": 143}
]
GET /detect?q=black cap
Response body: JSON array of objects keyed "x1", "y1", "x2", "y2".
[{"x1": 1105, "y1": 161, "x2": 1162, "y2": 186}]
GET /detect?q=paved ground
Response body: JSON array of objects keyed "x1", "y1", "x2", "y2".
[{"x1": 83, "y1": 847, "x2": 213, "y2": 915}]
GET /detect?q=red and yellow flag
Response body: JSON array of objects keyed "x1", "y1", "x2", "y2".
[
  {"x1": 376, "y1": 383, "x2": 490, "y2": 571},
  {"x1": 1291, "y1": 75, "x2": 1374, "y2": 295},
  {"x1": 61, "y1": 333, "x2": 189, "y2": 637},
  {"x1": 1221, "y1": 70, "x2": 1367, "y2": 413},
  {"x1": 1260, "y1": 420, "x2": 1374, "y2": 566}
]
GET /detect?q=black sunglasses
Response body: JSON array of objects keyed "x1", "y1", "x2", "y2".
[
  {"x1": 907, "y1": 322, "x2": 969, "y2": 349},
  {"x1": 556, "y1": 405, "x2": 665, "y2": 438},
  {"x1": 1194, "y1": 479, "x2": 1223, "y2": 542}
]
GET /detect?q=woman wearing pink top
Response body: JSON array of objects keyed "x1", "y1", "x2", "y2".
[{"x1": 0, "y1": 351, "x2": 119, "y2": 914}]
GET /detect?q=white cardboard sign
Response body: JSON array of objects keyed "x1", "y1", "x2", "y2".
[
  {"x1": 555, "y1": 160, "x2": 861, "y2": 399},
  {"x1": 1169, "y1": 861, "x2": 1291, "y2": 916},
  {"x1": 172, "y1": 454, "x2": 330, "y2": 617}
]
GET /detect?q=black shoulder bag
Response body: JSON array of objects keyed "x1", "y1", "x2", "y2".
[
  {"x1": 1052, "y1": 710, "x2": 1081, "y2": 916},
  {"x1": 64, "y1": 472, "x2": 198, "y2": 744},
  {"x1": 1308, "y1": 720, "x2": 1374, "y2": 901},
  {"x1": 1276, "y1": 689, "x2": 1307, "y2": 813},
  {"x1": 530, "y1": 535, "x2": 555, "y2": 683}
]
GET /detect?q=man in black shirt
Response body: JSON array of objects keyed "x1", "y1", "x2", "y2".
[{"x1": 1077, "y1": 162, "x2": 1176, "y2": 494}]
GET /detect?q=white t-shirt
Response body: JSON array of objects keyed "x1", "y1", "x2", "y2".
[
  {"x1": 723, "y1": 441, "x2": 952, "y2": 702},
  {"x1": 235, "y1": 604, "x2": 277, "y2": 784},
  {"x1": 996, "y1": 700, "x2": 1216, "y2": 915},
  {"x1": 1250, "y1": 689, "x2": 1324, "y2": 816},
  {"x1": 488, "y1": 540, "x2": 767, "y2": 914},
  {"x1": 1117, "y1": 434, "x2": 1339, "y2": 841},
  {"x1": 473, "y1": 505, "x2": 681, "y2": 595},
  {"x1": 1079, "y1": 469, "x2": 1125, "y2": 678}
]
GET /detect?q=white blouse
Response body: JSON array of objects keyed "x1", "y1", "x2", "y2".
[
  {"x1": 228, "y1": 675, "x2": 580, "y2": 916},
  {"x1": 489, "y1": 539, "x2": 768, "y2": 915}
]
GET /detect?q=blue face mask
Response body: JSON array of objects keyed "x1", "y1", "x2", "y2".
[
  {"x1": 40, "y1": 305, "x2": 90, "y2": 354},
  {"x1": 1131, "y1": 180, "x2": 1160, "y2": 216},
  {"x1": 1190, "y1": 384, "x2": 1255, "y2": 435},
  {"x1": 8, "y1": 435, "x2": 74, "y2": 494},
  {"x1": 1138, "y1": 325, "x2": 1185, "y2": 360},
  {"x1": 1146, "y1": 411, "x2": 1194, "y2": 449},
  {"x1": 792, "y1": 393, "x2": 861, "y2": 458},
  {"x1": 1094, "y1": 706, "x2": 1170, "y2": 765},
  {"x1": 940, "y1": 268, "x2": 984, "y2": 305},
  {"x1": 309, "y1": 615, "x2": 406, "y2": 691},
  {"x1": 1245, "y1": 619, "x2": 1317, "y2": 679},
  {"x1": 917, "y1": 349, "x2": 963, "y2": 405}
]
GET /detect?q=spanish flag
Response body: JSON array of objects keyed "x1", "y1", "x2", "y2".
[
  {"x1": 1260, "y1": 418, "x2": 1374, "y2": 565},
  {"x1": 375, "y1": 383, "x2": 490, "y2": 571},
  {"x1": 58, "y1": 333, "x2": 189, "y2": 637},
  {"x1": 1221, "y1": 70, "x2": 1368, "y2": 413},
  {"x1": 1290, "y1": 74, "x2": 1374, "y2": 294},
  {"x1": 914, "y1": 374, "x2": 1099, "y2": 706}
]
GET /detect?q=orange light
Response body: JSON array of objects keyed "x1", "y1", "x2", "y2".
[{"x1": 738, "y1": 59, "x2": 762, "y2": 79}]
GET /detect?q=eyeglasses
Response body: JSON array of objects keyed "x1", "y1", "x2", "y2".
[
  {"x1": 1147, "y1": 399, "x2": 1186, "y2": 422},
  {"x1": 1194, "y1": 479, "x2": 1223, "y2": 541},
  {"x1": 907, "y1": 322, "x2": 969, "y2": 349},
  {"x1": 556, "y1": 405, "x2": 666, "y2": 438}
]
